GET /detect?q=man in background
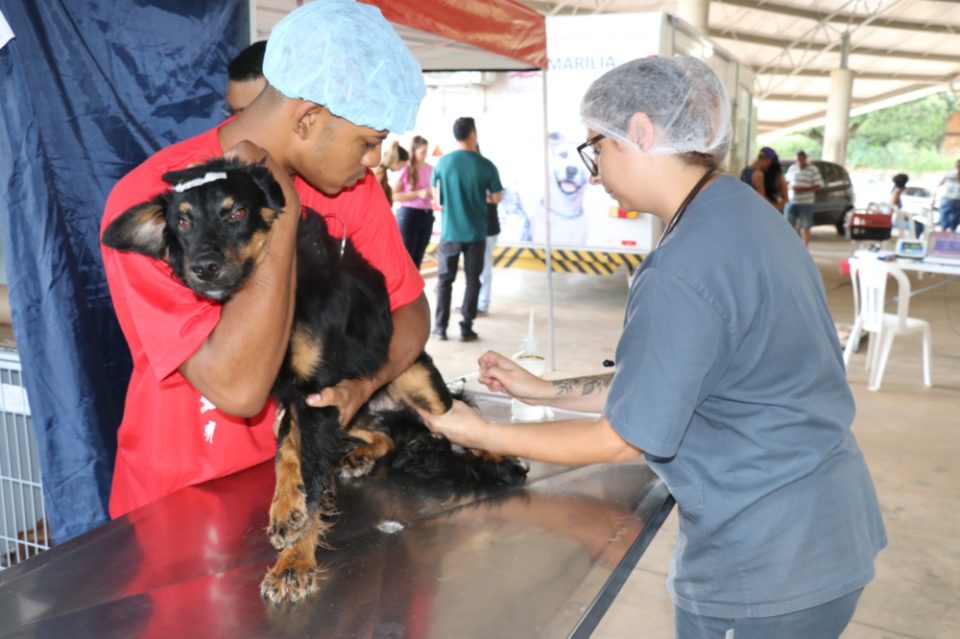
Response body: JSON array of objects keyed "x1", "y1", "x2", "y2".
[
  {"x1": 784, "y1": 150, "x2": 823, "y2": 247},
  {"x1": 431, "y1": 117, "x2": 502, "y2": 342},
  {"x1": 935, "y1": 159, "x2": 960, "y2": 231},
  {"x1": 225, "y1": 40, "x2": 266, "y2": 116}
]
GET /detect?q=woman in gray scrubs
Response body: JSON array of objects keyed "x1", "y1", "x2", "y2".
[{"x1": 419, "y1": 56, "x2": 886, "y2": 639}]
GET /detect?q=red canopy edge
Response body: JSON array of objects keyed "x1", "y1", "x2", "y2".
[{"x1": 364, "y1": 0, "x2": 547, "y2": 70}]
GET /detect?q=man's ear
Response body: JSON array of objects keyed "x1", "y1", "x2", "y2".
[
  {"x1": 102, "y1": 195, "x2": 169, "y2": 259},
  {"x1": 292, "y1": 102, "x2": 324, "y2": 141},
  {"x1": 626, "y1": 113, "x2": 655, "y2": 151}
]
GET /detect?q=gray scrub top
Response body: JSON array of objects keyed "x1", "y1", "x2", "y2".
[{"x1": 605, "y1": 176, "x2": 886, "y2": 618}]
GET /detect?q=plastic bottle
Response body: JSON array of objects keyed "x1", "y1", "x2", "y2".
[{"x1": 511, "y1": 309, "x2": 546, "y2": 422}]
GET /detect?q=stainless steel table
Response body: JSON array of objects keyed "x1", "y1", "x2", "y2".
[{"x1": 0, "y1": 394, "x2": 672, "y2": 639}]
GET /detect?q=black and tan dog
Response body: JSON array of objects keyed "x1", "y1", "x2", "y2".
[{"x1": 103, "y1": 158, "x2": 527, "y2": 604}]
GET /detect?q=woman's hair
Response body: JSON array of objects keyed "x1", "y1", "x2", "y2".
[
  {"x1": 379, "y1": 140, "x2": 408, "y2": 170},
  {"x1": 406, "y1": 135, "x2": 429, "y2": 190},
  {"x1": 764, "y1": 160, "x2": 784, "y2": 200},
  {"x1": 580, "y1": 56, "x2": 731, "y2": 167},
  {"x1": 375, "y1": 140, "x2": 408, "y2": 204}
]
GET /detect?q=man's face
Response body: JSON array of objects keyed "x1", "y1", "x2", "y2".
[
  {"x1": 293, "y1": 107, "x2": 387, "y2": 195},
  {"x1": 797, "y1": 153, "x2": 808, "y2": 168},
  {"x1": 225, "y1": 77, "x2": 267, "y2": 116}
]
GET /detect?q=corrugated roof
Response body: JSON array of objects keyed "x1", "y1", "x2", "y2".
[{"x1": 519, "y1": 0, "x2": 960, "y2": 135}]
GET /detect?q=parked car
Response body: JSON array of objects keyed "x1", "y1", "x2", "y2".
[{"x1": 782, "y1": 159, "x2": 856, "y2": 234}]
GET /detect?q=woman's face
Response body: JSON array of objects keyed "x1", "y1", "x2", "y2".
[
  {"x1": 414, "y1": 144, "x2": 428, "y2": 163},
  {"x1": 588, "y1": 129, "x2": 646, "y2": 213}
]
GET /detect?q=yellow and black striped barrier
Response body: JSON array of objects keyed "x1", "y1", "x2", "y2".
[{"x1": 425, "y1": 243, "x2": 644, "y2": 275}]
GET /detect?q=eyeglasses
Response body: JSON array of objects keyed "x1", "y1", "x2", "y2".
[{"x1": 577, "y1": 133, "x2": 605, "y2": 177}]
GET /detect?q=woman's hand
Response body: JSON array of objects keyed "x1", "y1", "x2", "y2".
[
  {"x1": 417, "y1": 187, "x2": 432, "y2": 199},
  {"x1": 478, "y1": 351, "x2": 552, "y2": 404},
  {"x1": 418, "y1": 399, "x2": 490, "y2": 450}
]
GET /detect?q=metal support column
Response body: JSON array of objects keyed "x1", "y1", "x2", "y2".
[
  {"x1": 823, "y1": 33, "x2": 854, "y2": 165},
  {"x1": 677, "y1": 0, "x2": 710, "y2": 32}
]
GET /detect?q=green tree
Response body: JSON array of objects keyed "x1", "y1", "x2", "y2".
[{"x1": 762, "y1": 92, "x2": 957, "y2": 172}]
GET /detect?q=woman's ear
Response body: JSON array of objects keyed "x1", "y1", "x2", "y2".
[{"x1": 627, "y1": 113, "x2": 655, "y2": 152}]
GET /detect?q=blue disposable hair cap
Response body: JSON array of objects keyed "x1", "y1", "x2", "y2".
[{"x1": 263, "y1": 0, "x2": 426, "y2": 133}]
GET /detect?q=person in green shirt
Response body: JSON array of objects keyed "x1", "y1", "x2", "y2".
[{"x1": 430, "y1": 117, "x2": 503, "y2": 341}]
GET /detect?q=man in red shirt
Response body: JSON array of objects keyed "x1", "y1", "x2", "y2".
[{"x1": 101, "y1": 0, "x2": 429, "y2": 517}]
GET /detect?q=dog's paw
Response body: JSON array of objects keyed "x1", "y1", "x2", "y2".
[
  {"x1": 259, "y1": 565, "x2": 321, "y2": 604},
  {"x1": 340, "y1": 449, "x2": 376, "y2": 479},
  {"x1": 267, "y1": 484, "x2": 308, "y2": 549}
]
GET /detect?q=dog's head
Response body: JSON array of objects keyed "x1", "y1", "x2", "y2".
[
  {"x1": 548, "y1": 132, "x2": 588, "y2": 197},
  {"x1": 103, "y1": 158, "x2": 285, "y2": 302}
]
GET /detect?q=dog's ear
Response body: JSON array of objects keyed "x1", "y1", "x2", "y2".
[
  {"x1": 102, "y1": 195, "x2": 169, "y2": 259},
  {"x1": 246, "y1": 162, "x2": 286, "y2": 213}
]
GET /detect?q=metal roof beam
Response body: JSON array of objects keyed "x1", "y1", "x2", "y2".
[
  {"x1": 717, "y1": 0, "x2": 959, "y2": 35},
  {"x1": 760, "y1": 67, "x2": 948, "y2": 82},
  {"x1": 710, "y1": 28, "x2": 960, "y2": 64},
  {"x1": 757, "y1": 81, "x2": 949, "y2": 131}
]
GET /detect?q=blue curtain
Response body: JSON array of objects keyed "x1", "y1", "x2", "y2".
[{"x1": 0, "y1": 1, "x2": 247, "y2": 543}]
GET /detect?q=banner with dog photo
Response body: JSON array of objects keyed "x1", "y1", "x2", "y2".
[{"x1": 495, "y1": 12, "x2": 669, "y2": 253}]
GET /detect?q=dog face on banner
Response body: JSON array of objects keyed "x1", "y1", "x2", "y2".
[{"x1": 548, "y1": 132, "x2": 588, "y2": 220}]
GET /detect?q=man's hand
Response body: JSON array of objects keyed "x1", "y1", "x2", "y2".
[{"x1": 306, "y1": 377, "x2": 375, "y2": 427}]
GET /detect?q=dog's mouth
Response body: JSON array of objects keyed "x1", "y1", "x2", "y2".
[
  {"x1": 556, "y1": 179, "x2": 584, "y2": 195},
  {"x1": 183, "y1": 262, "x2": 246, "y2": 302}
]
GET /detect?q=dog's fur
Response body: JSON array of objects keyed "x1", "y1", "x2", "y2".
[{"x1": 103, "y1": 158, "x2": 527, "y2": 603}]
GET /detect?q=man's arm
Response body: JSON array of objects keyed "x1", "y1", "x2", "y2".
[
  {"x1": 179, "y1": 147, "x2": 300, "y2": 417},
  {"x1": 811, "y1": 168, "x2": 824, "y2": 192}
]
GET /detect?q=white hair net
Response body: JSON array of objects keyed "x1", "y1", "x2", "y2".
[
  {"x1": 263, "y1": 0, "x2": 426, "y2": 133},
  {"x1": 580, "y1": 56, "x2": 731, "y2": 161}
]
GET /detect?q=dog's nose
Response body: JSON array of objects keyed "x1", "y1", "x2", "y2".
[
  {"x1": 191, "y1": 256, "x2": 222, "y2": 281},
  {"x1": 566, "y1": 166, "x2": 578, "y2": 179}
]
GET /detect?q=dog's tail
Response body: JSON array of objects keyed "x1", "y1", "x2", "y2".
[{"x1": 378, "y1": 407, "x2": 528, "y2": 488}]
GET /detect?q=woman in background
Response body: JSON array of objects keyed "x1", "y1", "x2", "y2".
[
  {"x1": 393, "y1": 135, "x2": 435, "y2": 268},
  {"x1": 764, "y1": 154, "x2": 789, "y2": 212},
  {"x1": 374, "y1": 140, "x2": 409, "y2": 206}
]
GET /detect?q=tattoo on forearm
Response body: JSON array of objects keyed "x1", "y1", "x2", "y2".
[{"x1": 552, "y1": 374, "x2": 613, "y2": 397}]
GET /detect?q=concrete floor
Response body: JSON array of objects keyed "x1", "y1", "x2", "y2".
[{"x1": 423, "y1": 227, "x2": 959, "y2": 639}]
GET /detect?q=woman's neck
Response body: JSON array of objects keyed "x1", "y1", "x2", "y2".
[{"x1": 647, "y1": 159, "x2": 717, "y2": 225}]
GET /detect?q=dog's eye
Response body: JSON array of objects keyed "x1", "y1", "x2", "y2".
[
  {"x1": 230, "y1": 207, "x2": 248, "y2": 221},
  {"x1": 177, "y1": 216, "x2": 192, "y2": 231}
]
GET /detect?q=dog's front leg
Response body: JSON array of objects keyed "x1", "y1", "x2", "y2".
[
  {"x1": 267, "y1": 405, "x2": 309, "y2": 549},
  {"x1": 259, "y1": 507, "x2": 324, "y2": 604}
]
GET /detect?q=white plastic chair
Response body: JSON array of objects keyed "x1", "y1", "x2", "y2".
[{"x1": 844, "y1": 259, "x2": 932, "y2": 391}]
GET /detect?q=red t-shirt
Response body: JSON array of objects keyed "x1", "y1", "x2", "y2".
[{"x1": 101, "y1": 123, "x2": 424, "y2": 518}]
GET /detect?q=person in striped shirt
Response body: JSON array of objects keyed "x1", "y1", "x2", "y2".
[{"x1": 784, "y1": 150, "x2": 823, "y2": 246}]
